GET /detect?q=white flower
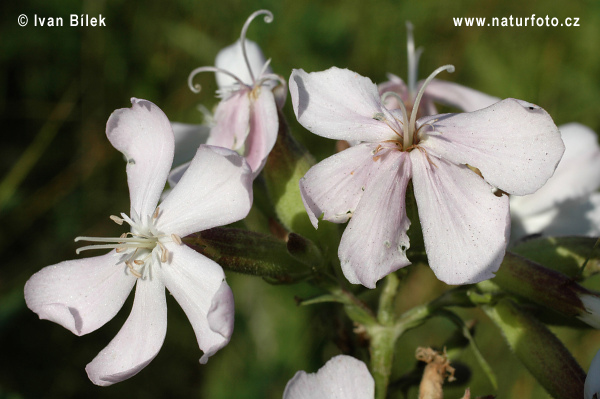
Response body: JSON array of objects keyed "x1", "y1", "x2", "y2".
[
  {"x1": 511, "y1": 123, "x2": 600, "y2": 237},
  {"x1": 24, "y1": 98, "x2": 253, "y2": 386},
  {"x1": 290, "y1": 66, "x2": 564, "y2": 287},
  {"x1": 283, "y1": 355, "x2": 374, "y2": 399},
  {"x1": 183, "y1": 10, "x2": 285, "y2": 178}
]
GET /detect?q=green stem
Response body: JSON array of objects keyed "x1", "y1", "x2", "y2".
[
  {"x1": 369, "y1": 325, "x2": 400, "y2": 399},
  {"x1": 377, "y1": 273, "x2": 400, "y2": 325}
]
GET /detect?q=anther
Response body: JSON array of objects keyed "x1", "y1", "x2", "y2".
[
  {"x1": 110, "y1": 215, "x2": 124, "y2": 225},
  {"x1": 153, "y1": 207, "x2": 160, "y2": 219},
  {"x1": 171, "y1": 234, "x2": 182, "y2": 246}
]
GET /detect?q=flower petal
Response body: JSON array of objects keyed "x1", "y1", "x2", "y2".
[
  {"x1": 338, "y1": 151, "x2": 412, "y2": 288},
  {"x1": 585, "y1": 349, "x2": 600, "y2": 399},
  {"x1": 244, "y1": 87, "x2": 278, "y2": 175},
  {"x1": 290, "y1": 67, "x2": 399, "y2": 142},
  {"x1": 424, "y1": 79, "x2": 500, "y2": 112},
  {"x1": 300, "y1": 143, "x2": 381, "y2": 228},
  {"x1": 207, "y1": 91, "x2": 251, "y2": 152},
  {"x1": 215, "y1": 39, "x2": 271, "y2": 89},
  {"x1": 410, "y1": 150, "x2": 510, "y2": 285},
  {"x1": 171, "y1": 122, "x2": 210, "y2": 167},
  {"x1": 419, "y1": 98, "x2": 564, "y2": 196},
  {"x1": 106, "y1": 98, "x2": 175, "y2": 217},
  {"x1": 511, "y1": 123, "x2": 600, "y2": 217},
  {"x1": 283, "y1": 355, "x2": 374, "y2": 399},
  {"x1": 161, "y1": 243, "x2": 234, "y2": 364},
  {"x1": 24, "y1": 251, "x2": 136, "y2": 336},
  {"x1": 85, "y1": 278, "x2": 167, "y2": 386},
  {"x1": 157, "y1": 145, "x2": 253, "y2": 237}
]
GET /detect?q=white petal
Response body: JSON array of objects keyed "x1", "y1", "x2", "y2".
[
  {"x1": 106, "y1": 98, "x2": 175, "y2": 217},
  {"x1": 85, "y1": 278, "x2": 167, "y2": 386},
  {"x1": 24, "y1": 251, "x2": 136, "y2": 336},
  {"x1": 157, "y1": 145, "x2": 253, "y2": 237},
  {"x1": 424, "y1": 79, "x2": 500, "y2": 112},
  {"x1": 244, "y1": 87, "x2": 278, "y2": 175},
  {"x1": 338, "y1": 151, "x2": 412, "y2": 288},
  {"x1": 299, "y1": 143, "x2": 382, "y2": 228},
  {"x1": 207, "y1": 91, "x2": 251, "y2": 151},
  {"x1": 171, "y1": 122, "x2": 210, "y2": 167},
  {"x1": 290, "y1": 67, "x2": 399, "y2": 142},
  {"x1": 521, "y1": 194, "x2": 600, "y2": 237},
  {"x1": 510, "y1": 123, "x2": 600, "y2": 216},
  {"x1": 215, "y1": 39, "x2": 271, "y2": 88},
  {"x1": 410, "y1": 150, "x2": 510, "y2": 285},
  {"x1": 419, "y1": 98, "x2": 564, "y2": 195},
  {"x1": 161, "y1": 243, "x2": 234, "y2": 364},
  {"x1": 283, "y1": 355, "x2": 374, "y2": 399},
  {"x1": 585, "y1": 349, "x2": 600, "y2": 399}
]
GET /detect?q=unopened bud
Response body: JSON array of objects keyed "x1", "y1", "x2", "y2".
[{"x1": 481, "y1": 252, "x2": 600, "y2": 328}]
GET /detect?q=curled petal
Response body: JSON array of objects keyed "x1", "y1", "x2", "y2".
[
  {"x1": 410, "y1": 151, "x2": 510, "y2": 285},
  {"x1": 511, "y1": 123, "x2": 600, "y2": 217},
  {"x1": 424, "y1": 79, "x2": 500, "y2": 112},
  {"x1": 283, "y1": 355, "x2": 374, "y2": 399},
  {"x1": 171, "y1": 122, "x2": 210, "y2": 167},
  {"x1": 106, "y1": 98, "x2": 175, "y2": 218},
  {"x1": 157, "y1": 145, "x2": 253, "y2": 237},
  {"x1": 85, "y1": 278, "x2": 167, "y2": 386},
  {"x1": 24, "y1": 251, "x2": 136, "y2": 336},
  {"x1": 420, "y1": 98, "x2": 564, "y2": 196},
  {"x1": 207, "y1": 91, "x2": 251, "y2": 152},
  {"x1": 290, "y1": 68, "x2": 399, "y2": 142},
  {"x1": 215, "y1": 39, "x2": 271, "y2": 89},
  {"x1": 244, "y1": 87, "x2": 278, "y2": 175},
  {"x1": 300, "y1": 143, "x2": 381, "y2": 228},
  {"x1": 161, "y1": 244, "x2": 234, "y2": 364},
  {"x1": 339, "y1": 151, "x2": 412, "y2": 288}
]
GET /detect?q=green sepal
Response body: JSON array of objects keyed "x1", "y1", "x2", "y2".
[
  {"x1": 483, "y1": 298, "x2": 585, "y2": 399},
  {"x1": 183, "y1": 228, "x2": 310, "y2": 283},
  {"x1": 482, "y1": 252, "x2": 594, "y2": 320},
  {"x1": 262, "y1": 110, "x2": 340, "y2": 250},
  {"x1": 512, "y1": 236, "x2": 600, "y2": 279},
  {"x1": 286, "y1": 232, "x2": 324, "y2": 269}
]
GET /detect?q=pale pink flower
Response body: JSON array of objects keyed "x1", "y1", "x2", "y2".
[
  {"x1": 283, "y1": 355, "x2": 374, "y2": 399},
  {"x1": 24, "y1": 98, "x2": 253, "y2": 386},
  {"x1": 511, "y1": 123, "x2": 600, "y2": 237},
  {"x1": 185, "y1": 10, "x2": 285, "y2": 177},
  {"x1": 290, "y1": 66, "x2": 564, "y2": 287}
]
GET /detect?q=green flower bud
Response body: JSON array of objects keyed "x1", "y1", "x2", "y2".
[{"x1": 484, "y1": 298, "x2": 585, "y2": 399}]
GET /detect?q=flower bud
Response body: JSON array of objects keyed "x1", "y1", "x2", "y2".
[
  {"x1": 482, "y1": 252, "x2": 600, "y2": 328},
  {"x1": 184, "y1": 228, "x2": 310, "y2": 283},
  {"x1": 484, "y1": 298, "x2": 585, "y2": 399}
]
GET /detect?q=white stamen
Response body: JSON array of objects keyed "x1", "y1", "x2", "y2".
[
  {"x1": 239, "y1": 10, "x2": 274, "y2": 84},
  {"x1": 110, "y1": 215, "x2": 124, "y2": 225},
  {"x1": 171, "y1": 234, "x2": 182, "y2": 245}
]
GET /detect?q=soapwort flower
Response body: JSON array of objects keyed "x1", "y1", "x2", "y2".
[
  {"x1": 283, "y1": 355, "x2": 374, "y2": 399},
  {"x1": 24, "y1": 99, "x2": 253, "y2": 386},
  {"x1": 185, "y1": 10, "x2": 285, "y2": 177},
  {"x1": 379, "y1": 22, "x2": 499, "y2": 118},
  {"x1": 290, "y1": 66, "x2": 564, "y2": 287},
  {"x1": 510, "y1": 123, "x2": 600, "y2": 237}
]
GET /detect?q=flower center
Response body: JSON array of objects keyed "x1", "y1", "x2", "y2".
[
  {"x1": 74, "y1": 207, "x2": 182, "y2": 279},
  {"x1": 380, "y1": 64, "x2": 454, "y2": 151}
]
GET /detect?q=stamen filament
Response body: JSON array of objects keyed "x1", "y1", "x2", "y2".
[
  {"x1": 239, "y1": 10, "x2": 274, "y2": 84},
  {"x1": 381, "y1": 91, "x2": 410, "y2": 147},
  {"x1": 187, "y1": 66, "x2": 248, "y2": 94},
  {"x1": 75, "y1": 243, "x2": 154, "y2": 254},
  {"x1": 408, "y1": 65, "x2": 454, "y2": 144},
  {"x1": 75, "y1": 236, "x2": 157, "y2": 243}
]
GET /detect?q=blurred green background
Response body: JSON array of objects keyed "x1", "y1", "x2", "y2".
[{"x1": 1, "y1": 0, "x2": 600, "y2": 398}]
